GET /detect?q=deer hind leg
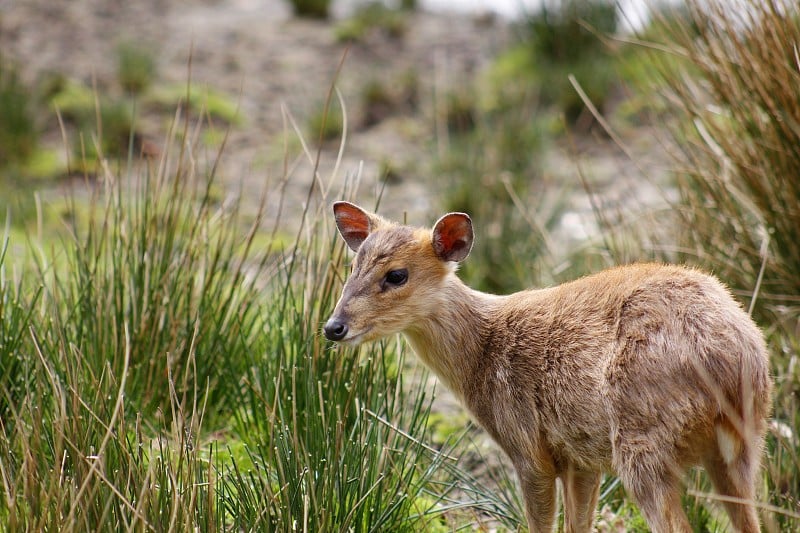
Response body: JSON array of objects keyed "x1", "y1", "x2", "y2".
[
  {"x1": 621, "y1": 470, "x2": 691, "y2": 533},
  {"x1": 561, "y1": 465, "x2": 601, "y2": 533},
  {"x1": 702, "y1": 421, "x2": 762, "y2": 532},
  {"x1": 614, "y1": 445, "x2": 692, "y2": 533}
]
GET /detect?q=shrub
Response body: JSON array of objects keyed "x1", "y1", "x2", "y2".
[
  {"x1": 525, "y1": 0, "x2": 617, "y2": 65},
  {"x1": 86, "y1": 99, "x2": 135, "y2": 158},
  {"x1": 358, "y1": 71, "x2": 418, "y2": 128},
  {"x1": 287, "y1": 0, "x2": 331, "y2": 19},
  {"x1": 335, "y1": 2, "x2": 408, "y2": 43},
  {"x1": 0, "y1": 56, "x2": 38, "y2": 167},
  {"x1": 494, "y1": 0, "x2": 621, "y2": 126},
  {"x1": 438, "y1": 88, "x2": 565, "y2": 293},
  {"x1": 651, "y1": 0, "x2": 800, "y2": 332},
  {"x1": 117, "y1": 41, "x2": 156, "y2": 95},
  {"x1": 633, "y1": 1, "x2": 800, "y2": 527},
  {"x1": 147, "y1": 83, "x2": 242, "y2": 125},
  {"x1": 308, "y1": 97, "x2": 344, "y2": 143},
  {"x1": 48, "y1": 79, "x2": 138, "y2": 161}
]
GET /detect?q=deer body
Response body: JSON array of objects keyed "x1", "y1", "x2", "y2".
[{"x1": 324, "y1": 202, "x2": 771, "y2": 533}]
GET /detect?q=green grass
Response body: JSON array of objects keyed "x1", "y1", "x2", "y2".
[
  {"x1": 307, "y1": 96, "x2": 344, "y2": 144},
  {"x1": 436, "y1": 80, "x2": 567, "y2": 294},
  {"x1": 0, "y1": 96, "x2": 521, "y2": 531},
  {"x1": 2, "y1": 1, "x2": 800, "y2": 529},
  {"x1": 433, "y1": 0, "x2": 800, "y2": 527},
  {"x1": 581, "y1": 0, "x2": 800, "y2": 528},
  {"x1": 489, "y1": 0, "x2": 621, "y2": 128},
  {"x1": 147, "y1": 83, "x2": 242, "y2": 126}
]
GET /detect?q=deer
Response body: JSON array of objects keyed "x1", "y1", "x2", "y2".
[{"x1": 323, "y1": 201, "x2": 772, "y2": 533}]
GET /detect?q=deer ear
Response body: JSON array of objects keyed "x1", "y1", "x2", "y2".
[
  {"x1": 432, "y1": 212, "x2": 473, "y2": 262},
  {"x1": 333, "y1": 201, "x2": 381, "y2": 252}
]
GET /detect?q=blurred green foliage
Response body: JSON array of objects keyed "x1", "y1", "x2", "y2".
[
  {"x1": 117, "y1": 41, "x2": 156, "y2": 95},
  {"x1": 335, "y1": 2, "x2": 408, "y2": 43},
  {"x1": 287, "y1": 0, "x2": 331, "y2": 19},
  {"x1": 438, "y1": 82, "x2": 565, "y2": 294},
  {"x1": 492, "y1": 0, "x2": 620, "y2": 126},
  {"x1": 0, "y1": 56, "x2": 38, "y2": 168}
]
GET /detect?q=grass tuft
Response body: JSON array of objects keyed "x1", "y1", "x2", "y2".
[
  {"x1": 623, "y1": 0, "x2": 800, "y2": 527},
  {"x1": 0, "y1": 82, "x2": 524, "y2": 529},
  {"x1": 117, "y1": 41, "x2": 157, "y2": 95}
]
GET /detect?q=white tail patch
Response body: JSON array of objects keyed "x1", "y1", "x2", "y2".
[{"x1": 716, "y1": 423, "x2": 741, "y2": 465}]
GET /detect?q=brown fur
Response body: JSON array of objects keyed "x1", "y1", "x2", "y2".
[{"x1": 325, "y1": 202, "x2": 772, "y2": 533}]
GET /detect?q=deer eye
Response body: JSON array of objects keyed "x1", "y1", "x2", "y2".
[{"x1": 382, "y1": 269, "x2": 408, "y2": 289}]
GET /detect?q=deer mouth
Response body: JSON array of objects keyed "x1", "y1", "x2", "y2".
[{"x1": 339, "y1": 327, "x2": 372, "y2": 346}]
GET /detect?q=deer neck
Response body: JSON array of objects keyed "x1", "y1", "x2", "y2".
[{"x1": 402, "y1": 275, "x2": 497, "y2": 401}]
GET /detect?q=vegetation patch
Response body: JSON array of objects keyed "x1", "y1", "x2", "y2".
[
  {"x1": 0, "y1": 57, "x2": 38, "y2": 167},
  {"x1": 117, "y1": 40, "x2": 157, "y2": 95},
  {"x1": 146, "y1": 83, "x2": 242, "y2": 125},
  {"x1": 1, "y1": 0, "x2": 799, "y2": 529},
  {"x1": 335, "y1": 2, "x2": 408, "y2": 43},
  {"x1": 0, "y1": 102, "x2": 523, "y2": 529},
  {"x1": 287, "y1": 0, "x2": 331, "y2": 19}
]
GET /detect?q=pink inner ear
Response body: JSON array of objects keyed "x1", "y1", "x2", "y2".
[
  {"x1": 334, "y1": 202, "x2": 372, "y2": 251},
  {"x1": 337, "y1": 210, "x2": 369, "y2": 235},
  {"x1": 433, "y1": 213, "x2": 472, "y2": 262},
  {"x1": 437, "y1": 224, "x2": 465, "y2": 251}
]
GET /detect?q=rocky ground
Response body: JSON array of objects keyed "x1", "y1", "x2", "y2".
[
  {"x1": 1, "y1": 0, "x2": 671, "y2": 232},
  {"x1": 1, "y1": 0, "x2": 518, "y2": 226}
]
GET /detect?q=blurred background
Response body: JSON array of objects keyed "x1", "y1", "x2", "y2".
[
  {"x1": 0, "y1": 0, "x2": 671, "y2": 269},
  {"x1": 0, "y1": 1, "x2": 798, "y2": 530}
]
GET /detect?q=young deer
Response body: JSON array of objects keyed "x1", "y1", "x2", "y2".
[{"x1": 323, "y1": 201, "x2": 772, "y2": 533}]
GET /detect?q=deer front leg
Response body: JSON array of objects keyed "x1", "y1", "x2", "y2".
[{"x1": 514, "y1": 456, "x2": 558, "y2": 533}]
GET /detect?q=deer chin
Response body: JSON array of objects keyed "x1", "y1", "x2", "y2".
[{"x1": 338, "y1": 327, "x2": 373, "y2": 346}]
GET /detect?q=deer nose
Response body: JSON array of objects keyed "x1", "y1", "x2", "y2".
[{"x1": 324, "y1": 318, "x2": 349, "y2": 341}]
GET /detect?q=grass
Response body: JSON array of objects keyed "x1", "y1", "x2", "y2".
[
  {"x1": 489, "y1": 0, "x2": 621, "y2": 128},
  {"x1": 0, "y1": 107, "x2": 262, "y2": 528},
  {"x1": 0, "y1": 86, "x2": 522, "y2": 530},
  {"x1": 579, "y1": 0, "x2": 800, "y2": 528},
  {"x1": 358, "y1": 72, "x2": 418, "y2": 129},
  {"x1": 436, "y1": 77, "x2": 567, "y2": 294},
  {"x1": 2, "y1": 1, "x2": 800, "y2": 529},
  {"x1": 432, "y1": 0, "x2": 630, "y2": 293},
  {"x1": 307, "y1": 95, "x2": 345, "y2": 144},
  {"x1": 652, "y1": 1, "x2": 800, "y2": 328},
  {"x1": 147, "y1": 83, "x2": 242, "y2": 126},
  {"x1": 47, "y1": 61, "x2": 241, "y2": 171},
  {"x1": 432, "y1": 0, "x2": 800, "y2": 527}
]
